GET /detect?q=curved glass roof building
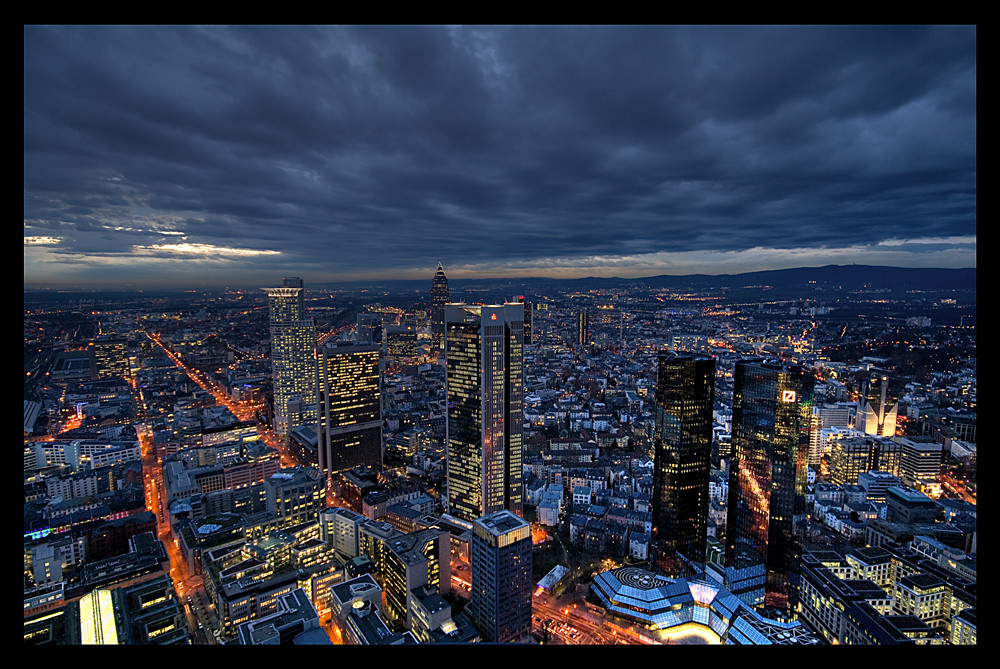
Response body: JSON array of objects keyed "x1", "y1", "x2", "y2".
[{"x1": 589, "y1": 566, "x2": 821, "y2": 645}]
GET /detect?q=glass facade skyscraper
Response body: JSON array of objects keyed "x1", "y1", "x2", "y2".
[
  {"x1": 651, "y1": 350, "x2": 715, "y2": 575},
  {"x1": 445, "y1": 303, "x2": 524, "y2": 522},
  {"x1": 726, "y1": 358, "x2": 813, "y2": 613},
  {"x1": 264, "y1": 277, "x2": 317, "y2": 438},
  {"x1": 316, "y1": 342, "x2": 382, "y2": 475}
]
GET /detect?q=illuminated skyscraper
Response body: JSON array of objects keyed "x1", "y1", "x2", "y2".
[
  {"x1": 89, "y1": 336, "x2": 130, "y2": 380},
  {"x1": 855, "y1": 369, "x2": 898, "y2": 437},
  {"x1": 445, "y1": 303, "x2": 524, "y2": 522},
  {"x1": 430, "y1": 262, "x2": 449, "y2": 356},
  {"x1": 577, "y1": 310, "x2": 589, "y2": 346},
  {"x1": 317, "y1": 342, "x2": 382, "y2": 475},
  {"x1": 469, "y1": 510, "x2": 532, "y2": 643},
  {"x1": 264, "y1": 278, "x2": 317, "y2": 438},
  {"x1": 651, "y1": 350, "x2": 715, "y2": 574},
  {"x1": 726, "y1": 359, "x2": 813, "y2": 613},
  {"x1": 828, "y1": 435, "x2": 903, "y2": 486}
]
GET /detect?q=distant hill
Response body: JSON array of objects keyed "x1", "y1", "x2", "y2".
[
  {"x1": 25, "y1": 265, "x2": 976, "y2": 299},
  {"x1": 321, "y1": 265, "x2": 976, "y2": 295},
  {"x1": 634, "y1": 265, "x2": 977, "y2": 292}
]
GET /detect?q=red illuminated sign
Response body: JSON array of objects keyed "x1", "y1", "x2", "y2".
[{"x1": 782, "y1": 390, "x2": 797, "y2": 402}]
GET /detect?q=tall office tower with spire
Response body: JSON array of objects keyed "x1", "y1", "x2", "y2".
[
  {"x1": 651, "y1": 350, "x2": 715, "y2": 575},
  {"x1": 726, "y1": 359, "x2": 814, "y2": 614},
  {"x1": 264, "y1": 277, "x2": 317, "y2": 439},
  {"x1": 430, "y1": 263, "x2": 450, "y2": 356},
  {"x1": 855, "y1": 369, "x2": 898, "y2": 437},
  {"x1": 316, "y1": 342, "x2": 382, "y2": 476},
  {"x1": 469, "y1": 510, "x2": 532, "y2": 643},
  {"x1": 445, "y1": 303, "x2": 524, "y2": 522}
]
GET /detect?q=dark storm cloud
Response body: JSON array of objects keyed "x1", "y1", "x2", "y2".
[{"x1": 24, "y1": 25, "x2": 975, "y2": 287}]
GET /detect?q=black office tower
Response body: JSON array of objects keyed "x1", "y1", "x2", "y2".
[
  {"x1": 726, "y1": 358, "x2": 813, "y2": 614},
  {"x1": 651, "y1": 351, "x2": 715, "y2": 575}
]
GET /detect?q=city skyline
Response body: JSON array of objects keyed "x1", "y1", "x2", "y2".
[{"x1": 24, "y1": 25, "x2": 975, "y2": 289}]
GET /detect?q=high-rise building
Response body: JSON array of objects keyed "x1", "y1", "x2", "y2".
[
  {"x1": 430, "y1": 263, "x2": 449, "y2": 356},
  {"x1": 522, "y1": 299, "x2": 532, "y2": 345},
  {"x1": 383, "y1": 324, "x2": 419, "y2": 370},
  {"x1": 316, "y1": 343, "x2": 383, "y2": 476},
  {"x1": 355, "y1": 312, "x2": 383, "y2": 346},
  {"x1": 264, "y1": 278, "x2": 317, "y2": 438},
  {"x1": 511, "y1": 296, "x2": 532, "y2": 346},
  {"x1": 445, "y1": 303, "x2": 524, "y2": 522},
  {"x1": 726, "y1": 359, "x2": 814, "y2": 613},
  {"x1": 532, "y1": 302, "x2": 549, "y2": 344},
  {"x1": 264, "y1": 466, "x2": 326, "y2": 526},
  {"x1": 469, "y1": 510, "x2": 532, "y2": 644},
  {"x1": 381, "y1": 527, "x2": 451, "y2": 627},
  {"x1": 808, "y1": 402, "x2": 855, "y2": 467},
  {"x1": 651, "y1": 350, "x2": 715, "y2": 574},
  {"x1": 898, "y1": 436, "x2": 944, "y2": 495},
  {"x1": 577, "y1": 311, "x2": 590, "y2": 346},
  {"x1": 828, "y1": 435, "x2": 903, "y2": 486},
  {"x1": 89, "y1": 337, "x2": 130, "y2": 380},
  {"x1": 855, "y1": 370, "x2": 898, "y2": 437}
]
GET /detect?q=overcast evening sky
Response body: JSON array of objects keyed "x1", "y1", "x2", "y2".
[{"x1": 24, "y1": 25, "x2": 976, "y2": 290}]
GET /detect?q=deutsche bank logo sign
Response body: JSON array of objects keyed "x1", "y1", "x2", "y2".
[{"x1": 782, "y1": 390, "x2": 797, "y2": 403}]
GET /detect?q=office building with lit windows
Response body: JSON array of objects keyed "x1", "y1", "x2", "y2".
[
  {"x1": 381, "y1": 527, "x2": 451, "y2": 628},
  {"x1": 430, "y1": 263, "x2": 450, "y2": 355},
  {"x1": 264, "y1": 278, "x2": 317, "y2": 438},
  {"x1": 263, "y1": 466, "x2": 326, "y2": 526},
  {"x1": 89, "y1": 337, "x2": 130, "y2": 380},
  {"x1": 445, "y1": 303, "x2": 524, "y2": 522},
  {"x1": 726, "y1": 359, "x2": 813, "y2": 613},
  {"x1": 469, "y1": 510, "x2": 532, "y2": 643},
  {"x1": 828, "y1": 435, "x2": 903, "y2": 486},
  {"x1": 316, "y1": 343, "x2": 382, "y2": 476},
  {"x1": 577, "y1": 310, "x2": 589, "y2": 346},
  {"x1": 898, "y1": 437, "x2": 944, "y2": 495},
  {"x1": 651, "y1": 350, "x2": 715, "y2": 574}
]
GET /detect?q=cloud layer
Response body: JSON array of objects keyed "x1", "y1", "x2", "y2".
[{"x1": 24, "y1": 25, "x2": 976, "y2": 288}]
